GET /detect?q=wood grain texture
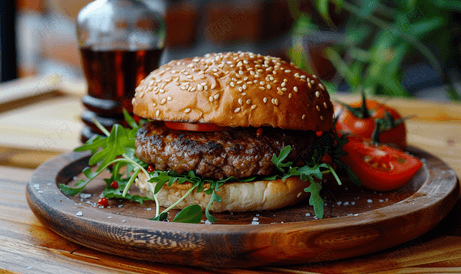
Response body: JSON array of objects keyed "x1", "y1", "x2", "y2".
[{"x1": 25, "y1": 147, "x2": 459, "y2": 268}]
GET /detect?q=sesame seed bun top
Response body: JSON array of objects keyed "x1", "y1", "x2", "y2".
[{"x1": 132, "y1": 52, "x2": 334, "y2": 131}]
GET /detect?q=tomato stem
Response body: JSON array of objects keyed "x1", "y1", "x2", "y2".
[{"x1": 360, "y1": 88, "x2": 370, "y2": 119}]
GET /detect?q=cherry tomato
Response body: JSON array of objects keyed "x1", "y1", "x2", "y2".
[
  {"x1": 320, "y1": 153, "x2": 332, "y2": 165},
  {"x1": 98, "y1": 197, "x2": 109, "y2": 207},
  {"x1": 164, "y1": 122, "x2": 228, "y2": 132},
  {"x1": 340, "y1": 135, "x2": 422, "y2": 191},
  {"x1": 334, "y1": 99, "x2": 407, "y2": 150},
  {"x1": 110, "y1": 181, "x2": 119, "y2": 189},
  {"x1": 147, "y1": 165, "x2": 155, "y2": 173}
]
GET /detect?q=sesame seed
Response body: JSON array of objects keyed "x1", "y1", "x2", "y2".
[
  {"x1": 283, "y1": 78, "x2": 288, "y2": 82},
  {"x1": 289, "y1": 93, "x2": 293, "y2": 99},
  {"x1": 263, "y1": 97, "x2": 268, "y2": 103},
  {"x1": 319, "y1": 83, "x2": 325, "y2": 90},
  {"x1": 212, "y1": 68, "x2": 218, "y2": 72},
  {"x1": 260, "y1": 81, "x2": 265, "y2": 86},
  {"x1": 242, "y1": 84, "x2": 247, "y2": 90},
  {"x1": 185, "y1": 108, "x2": 191, "y2": 113},
  {"x1": 186, "y1": 75, "x2": 193, "y2": 79},
  {"x1": 209, "y1": 96, "x2": 214, "y2": 102},
  {"x1": 204, "y1": 85, "x2": 208, "y2": 91},
  {"x1": 267, "y1": 84, "x2": 271, "y2": 89},
  {"x1": 213, "y1": 73, "x2": 220, "y2": 78},
  {"x1": 197, "y1": 85, "x2": 203, "y2": 91},
  {"x1": 211, "y1": 83, "x2": 216, "y2": 89},
  {"x1": 238, "y1": 87, "x2": 243, "y2": 92},
  {"x1": 308, "y1": 82, "x2": 312, "y2": 89},
  {"x1": 237, "y1": 80, "x2": 243, "y2": 84},
  {"x1": 190, "y1": 87, "x2": 196, "y2": 92},
  {"x1": 320, "y1": 115, "x2": 324, "y2": 120},
  {"x1": 237, "y1": 61, "x2": 243, "y2": 67},
  {"x1": 294, "y1": 73, "x2": 300, "y2": 78},
  {"x1": 160, "y1": 99, "x2": 167, "y2": 105},
  {"x1": 285, "y1": 70, "x2": 291, "y2": 73},
  {"x1": 300, "y1": 75, "x2": 306, "y2": 79},
  {"x1": 324, "y1": 102, "x2": 328, "y2": 108},
  {"x1": 251, "y1": 105, "x2": 257, "y2": 109},
  {"x1": 238, "y1": 98, "x2": 243, "y2": 105},
  {"x1": 239, "y1": 70, "x2": 244, "y2": 75},
  {"x1": 156, "y1": 110, "x2": 160, "y2": 117},
  {"x1": 230, "y1": 82, "x2": 235, "y2": 87},
  {"x1": 132, "y1": 98, "x2": 136, "y2": 104},
  {"x1": 315, "y1": 91, "x2": 320, "y2": 98},
  {"x1": 241, "y1": 92, "x2": 247, "y2": 96},
  {"x1": 311, "y1": 80, "x2": 316, "y2": 84},
  {"x1": 316, "y1": 105, "x2": 320, "y2": 111},
  {"x1": 312, "y1": 74, "x2": 318, "y2": 79},
  {"x1": 277, "y1": 91, "x2": 284, "y2": 96},
  {"x1": 302, "y1": 114, "x2": 306, "y2": 120},
  {"x1": 159, "y1": 89, "x2": 165, "y2": 94},
  {"x1": 167, "y1": 97, "x2": 172, "y2": 101},
  {"x1": 246, "y1": 99, "x2": 252, "y2": 105},
  {"x1": 234, "y1": 107, "x2": 241, "y2": 113},
  {"x1": 281, "y1": 87, "x2": 287, "y2": 92},
  {"x1": 293, "y1": 86, "x2": 298, "y2": 92},
  {"x1": 152, "y1": 103, "x2": 156, "y2": 107},
  {"x1": 214, "y1": 94, "x2": 220, "y2": 99},
  {"x1": 259, "y1": 86, "x2": 266, "y2": 90},
  {"x1": 281, "y1": 82, "x2": 286, "y2": 87}
]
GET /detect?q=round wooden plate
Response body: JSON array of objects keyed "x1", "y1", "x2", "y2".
[{"x1": 26, "y1": 146, "x2": 459, "y2": 268}]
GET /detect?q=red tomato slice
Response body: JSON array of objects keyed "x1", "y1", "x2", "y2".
[
  {"x1": 341, "y1": 136, "x2": 423, "y2": 191},
  {"x1": 164, "y1": 121, "x2": 228, "y2": 132}
]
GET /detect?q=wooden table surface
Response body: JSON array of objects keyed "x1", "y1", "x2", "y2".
[{"x1": 1, "y1": 75, "x2": 461, "y2": 273}]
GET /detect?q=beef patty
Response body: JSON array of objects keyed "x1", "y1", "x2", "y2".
[{"x1": 135, "y1": 122, "x2": 318, "y2": 180}]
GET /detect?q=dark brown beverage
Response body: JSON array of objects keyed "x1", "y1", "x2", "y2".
[{"x1": 79, "y1": 48, "x2": 163, "y2": 142}]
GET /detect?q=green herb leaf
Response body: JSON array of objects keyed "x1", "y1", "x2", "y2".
[
  {"x1": 173, "y1": 205, "x2": 203, "y2": 223},
  {"x1": 150, "y1": 212, "x2": 168, "y2": 221},
  {"x1": 304, "y1": 178, "x2": 324, "y2": 219},
  {"x1": 123, "y1": 109, "x2": 139, "y2": 129},
  {"x1": 205, "y1": 191, "x2": 221, "y2": 223},
  {"x1": 271, "y1": 145, "x2": 293, "y2": 172},
  {"x1": 74, "y1": 135, "x2": 107, "y2": 153}
]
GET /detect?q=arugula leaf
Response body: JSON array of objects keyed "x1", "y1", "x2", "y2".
[
  {"x1": 205, "y1": 191, "x2": 222, "y2": 223},
  {"x1": 304, "y1": 178, "x2": 324, "y2": 219},
  {"x1": 60, "y1": 166, "x2": 99, "y2": 196},
  {"x1": 335, "y1": 159, "x2": 362, "y2": 187},
  {"x1": 173, "y1": 205, "x2": 203, "y2": 223},
  {"x1": 150, "y1": 212, "x2": 168, "y2": 221},
  {"x1": 74, "y1": 135, "x2": 107, "y2": 154},
  {"x1": 123, "y1": 109, "x2": 140, "y2": 129},
  {"x1": 271, "y1": 145, "x2": 293, "y2": 172}
]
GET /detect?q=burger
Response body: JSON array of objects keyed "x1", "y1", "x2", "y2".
[{"x1": 131, "y1": 52, "x2": 336, "y2": 214}]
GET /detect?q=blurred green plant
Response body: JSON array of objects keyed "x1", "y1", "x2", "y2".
[{"x1": 287, "y1": 0, "x2": 461, "y2": 100}]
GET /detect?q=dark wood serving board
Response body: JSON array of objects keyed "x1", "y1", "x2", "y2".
[{"x1": 26, "y1": 147, "x2": 459, "y2": 268}]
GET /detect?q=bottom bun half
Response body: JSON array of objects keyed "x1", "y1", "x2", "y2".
[{"x1": 135, "y1": 173, "x2": 311, "y2": 213}]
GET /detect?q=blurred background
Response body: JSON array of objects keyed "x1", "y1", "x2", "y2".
[{"x1": 2, "y1": 0, "x2": 461, "y2": 101}]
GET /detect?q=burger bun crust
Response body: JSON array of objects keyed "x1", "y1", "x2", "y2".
[{"x1": 133, "y1": 52, "x2": 333, "y2": 132}]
